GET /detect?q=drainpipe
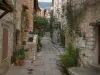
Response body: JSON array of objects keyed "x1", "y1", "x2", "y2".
[
  {"x1": 33, "y1": 0, "x2": 35, "y2": 38},
  {"x1": 13, "y1": 0, "x2": 17, "y2": 54}
]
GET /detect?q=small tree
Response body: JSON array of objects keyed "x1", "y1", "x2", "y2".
[
  {"x1": 34, "y1": 16, "x2": 49, "y2": 36},
  {"x1": 34, "y1": 16, "x2": 49, "y2": 52}
]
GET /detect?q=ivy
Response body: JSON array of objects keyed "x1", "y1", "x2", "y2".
[{"x1": 65, "y1": 0, "x2": 84, "y2": 44}]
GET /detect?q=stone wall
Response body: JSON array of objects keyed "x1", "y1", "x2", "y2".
[
  {"x1": 25, "y1": 35, "x2": 38, "y2": 60},
  {"x1": 0, "y1": 10, "x2": 14, "y2": 74},
  {"x1": 16, "y1": 0, "x2": 34, "y2": 48},
  {"x1": 58, "y1": 0, "x2": 100, "y2": 67},
  {"x1": 77, "y1": 1, "x2": 100, "y2": 67},
  {"x1": 0, "y1": 0, "x2": 34, "y2": 74}
]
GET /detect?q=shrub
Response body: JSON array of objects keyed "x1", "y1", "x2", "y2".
[
  {"x1": 57, "y1": 44, "x2": 80, "y2": 75},
  {"x1": 17, "y1": 48, "x2": 25, "y2": 59},
  {"x1": 34, "y1": 16, "x2": 49, "y2": 35}
]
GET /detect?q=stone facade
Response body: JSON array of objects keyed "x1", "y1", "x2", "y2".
[
  {"x1": 37, "y1": 8, "x2": 45, "y2": 17},
  {"x1": 52, "y1": 0, "x2": 63, "y2": 44},
  {"x1": 77, "y1": 0, "x2": 100, "y2": 67},
  {"x1": 0, "y1": 0, "x2": 35, "y2": 74},
  {"x1": 52, "y1": 0, "x2": 68, "y2": 45},
  {"x1": 63, "y1": 0, "x2": 100, "y2": 67},
  {"x1": 52, "y1": 0, "x2": 67, "y2": 30},
  {"x1": 16, "y1": 0, "x2": 34, "y2": 48},
  {"x1": 0, "y1": 7, "x2": 14, "y2": 75},
  {"x1": 53, "y1": 0, "x2": 100, "y2": 67}
]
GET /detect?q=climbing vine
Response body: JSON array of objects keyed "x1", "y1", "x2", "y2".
[{"x1": 65, "y1": 0, "x2": 84, "y2": 45}]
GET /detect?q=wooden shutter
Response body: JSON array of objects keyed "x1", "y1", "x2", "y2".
[{"x1": 2, "y1": 28, "x2": 8, "y2": 60}]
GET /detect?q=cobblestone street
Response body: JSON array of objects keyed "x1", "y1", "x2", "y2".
[
  {"x1": 5, "y1": 33, "x2": 62, "y2": 75},
  {"x1": 32, "y1": 34, "x2": 62, "y2": 75}
]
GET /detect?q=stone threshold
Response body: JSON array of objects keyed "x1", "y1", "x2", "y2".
[
  {"x1": 89, "y1": 63, "x2": 100, "y2": 72},
  {"x1": 68, "y1": 67, "x2": 100, "y2": 75}
]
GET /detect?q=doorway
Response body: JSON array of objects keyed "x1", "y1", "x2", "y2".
[
  {"x1": 2, "y1": 28, "x2": 8, "y2": 60},
  {"x1": 98, "y1": 27, "x2": 100, "y2": 64}
]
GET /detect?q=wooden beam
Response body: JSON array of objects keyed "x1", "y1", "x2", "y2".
[
  {"x1": 90, "y1": 22, "x2": 100, "y2": 27},
  {"x1": 0, "y1": 0, "x2": 14, "y2": 12},
  {"x1": 0, "y1": 11, "x2": 8, "y2": 19}
]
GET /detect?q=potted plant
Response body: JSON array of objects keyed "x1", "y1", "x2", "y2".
[{"x1": 16, "y1": 48, "x2": 25, "y2": 66}]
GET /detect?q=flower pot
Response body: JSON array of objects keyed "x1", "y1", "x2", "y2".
[{"x1": 16, "y1": 59, "x2": 24, "y2": 66}]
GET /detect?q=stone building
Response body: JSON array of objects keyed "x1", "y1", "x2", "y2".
[
  {"x1": 52, "y1": 0, "x2": 67, "y2": 30},
  {"x1": 61, "y1": 0, "x2": 100, "y2": 75},
  {"x1": 53, "y1": 0, "x2": 100, "y2": 68},
  {"x1": 64, "y1": 0, "x2": 100, "y2": 68},
  {"x1": 52, "y1": 0, "x2": 62, "y2": 20},
  {"x1": 36, "y1": 8, "x2": 42, "y2": 16},
  {"x1": 15, "y1": 0, "x2": 34, "y2": 48},
  {"x1": 0, "y1": 0, "x2": 38, "y2": 75},
  {"x1": 77, "y1": 0, "x2": 100, "y2": 67},
  {"x1": 0, "y1": 0, "x2": 15, "y2": 75},
  {"x1": 52, "y1": 0, "x2": 67, "y2": 45},
  {"x1": 37, "y1": 8, "x2": 45, "y2": 17},
  {"x1": 37, "y1": 8, "x2": 50, "y2": 18}
]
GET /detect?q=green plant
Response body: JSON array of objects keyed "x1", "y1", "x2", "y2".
[
  {"x1": 57, "y1": 44, "x2": 80, "y2": 75},
  {"x1": 17, "y1": 48, "x2": 25, "y2": 59},
  {"x1": 65, "y1": 0, "x2": 84, "y2": 44},
  {"x1": 34, "y1": 16, "x2": 49, "y2": 35},
  {"x1": 35, "y1": 16, "x2": 48, "y2": 28}
]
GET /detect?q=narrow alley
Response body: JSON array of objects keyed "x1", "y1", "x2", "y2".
[
  {"x1": 5, "y1": 32, "x2": 62, "y2": 75},
  {"x1": 32, "y1": 33, "x2": 62, "y2": 75},
  {"x1": 1, "y1": 0, "x2": 100, "y2": 75}
]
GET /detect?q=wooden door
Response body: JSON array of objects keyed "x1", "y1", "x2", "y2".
[{"x1": 2, "y1": 28, "x2": 8, "y2": 60}]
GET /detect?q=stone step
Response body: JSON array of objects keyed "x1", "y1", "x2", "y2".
[
  {"x1": 89, "y1": 63, "x2": 100, "y2": 72},
  {"x1": 68, "y1": 67, "x2": 100, "y2": 75}
]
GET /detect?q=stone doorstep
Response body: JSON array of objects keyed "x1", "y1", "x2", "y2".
[
  {"x1": 89, "y1": 63, "x2": 100, "y2": 72},
  {"x1": 68, "y1": 67, "x2": 100, "y2": 75}
]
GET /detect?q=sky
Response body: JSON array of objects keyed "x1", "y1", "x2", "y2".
[{"x1": 38, "y1": 0, "x2": 52, "y2": 2}]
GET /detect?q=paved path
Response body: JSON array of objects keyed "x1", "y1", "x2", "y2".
[
  {"x1": 32, "y1": 36, "x2": 62, "y2": 75},
  {"x1": 5, "y1": 34, "x2": 62, "y2": 75}
]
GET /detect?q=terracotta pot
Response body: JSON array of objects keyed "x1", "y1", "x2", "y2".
[{"x1": 16, "y1": 59, "x2": 24, "y2": 66}]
